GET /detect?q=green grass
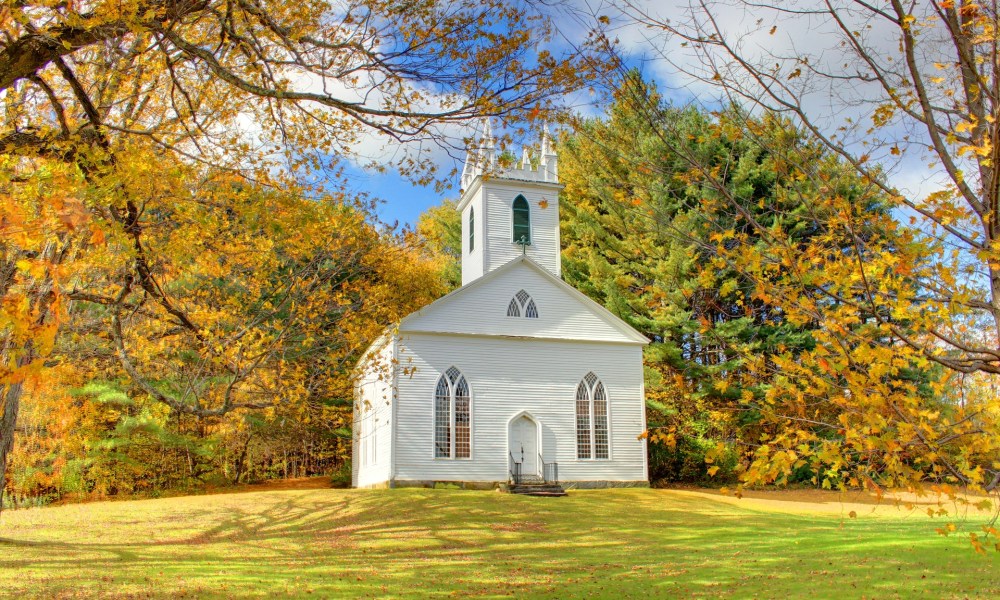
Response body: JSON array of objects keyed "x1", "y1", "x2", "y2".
[{"x1": 0, "y1": 486, "x2": 996, "y2": 598}]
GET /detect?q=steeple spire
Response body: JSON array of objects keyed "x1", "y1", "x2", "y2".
[
  {"x1": 462, "y1": 118, "x2": 498, "y2": 190},
  {"x1": 540, "y1": 122, "x2": 553, "y2": 156},
  {"x1": 539, "y1": 122, "x2": 557, "y2": 182},
  {"x1": 481, "y1": 117, "x2": 494, "y2": 147}
]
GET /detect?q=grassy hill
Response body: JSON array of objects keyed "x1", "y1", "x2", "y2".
[{"x1": 0, "y1": 483, "x2": 996, "y2": 598}]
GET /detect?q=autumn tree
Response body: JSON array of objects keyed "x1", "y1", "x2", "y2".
[
  {"x1": 558, "y1": 73, "x2": 928, "y2": 482},
  {"x1": 1, "y1": 0, "x2": 593, "y2": 499},
  {"x1": 416, "y1": 199, "x2": 463, "y2": 290},
  {"x1": 595, "y1": 1, "x2": 1000, "y2": 541},
  {"x1": 6, "y1": 169, "x2": 447, "y2": 501},
  {"x1": 561, "y1": 79, "x2": 799, "y2": 480}
]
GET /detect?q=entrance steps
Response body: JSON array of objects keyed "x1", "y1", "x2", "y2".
[{"x1": 508, "y1": 482, "x2": 567, "y2": 497}]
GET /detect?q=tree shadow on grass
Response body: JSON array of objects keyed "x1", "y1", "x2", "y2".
[{"x1": 0, "y1": 489, "x2": 996, "y2": 598}]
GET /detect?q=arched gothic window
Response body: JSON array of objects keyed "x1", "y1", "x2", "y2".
[
  {"x1": 512, "y1": 195, "x2": 531, "y2": 245},
  {"x1": 468, "y1": 207, "x2": 474, "y2": 253},
  {"x1": 506, "y1": 289, "x2": 538, "y2": 318},
  {"x1": 434, "y1": 366, "x2": 471, "y2": 458},
  {"x1": 576, "y1": 372, "x2": 609, "y2": 459}
]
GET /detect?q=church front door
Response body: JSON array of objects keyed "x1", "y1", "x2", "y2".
[{"x1": 509, "y1": 415, "x2": 539, "y2": 478}]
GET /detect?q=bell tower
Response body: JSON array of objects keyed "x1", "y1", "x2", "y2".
[{"x1": 456, "y1": 121, "x2": 563, "y2": 286}]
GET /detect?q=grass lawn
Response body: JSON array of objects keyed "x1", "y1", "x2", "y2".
[{"x1": 0, "y1": 482, "x2": 996, "y2": 598}]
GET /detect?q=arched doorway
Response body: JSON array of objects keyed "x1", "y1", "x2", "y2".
[{"x1": 508, "y1": 414, "x2": 539, "y2": 479}]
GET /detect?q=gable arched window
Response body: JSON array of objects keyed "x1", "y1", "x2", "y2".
[
  {"x1": 434, "y1": 366, "x2": 471, "y2": 458},
  {"x1": 468, "y1": 207, "x2": 474, "y2": 253},
  {"x1": 512, "y1": 195, "x2": 531, "y2": 245},
  {"x1": 506, "y1": 289, "x2": 538, "y2": 318},
  {"x1": 576, "y1": 372, "x2": 609, "y2": 459}
]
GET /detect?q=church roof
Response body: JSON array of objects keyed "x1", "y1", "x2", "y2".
[{"x1": 397, "y1": 255, "x2": 650, "y2": 345}]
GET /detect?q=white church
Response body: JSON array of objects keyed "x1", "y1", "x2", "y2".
[{"x1": 352, "y1": 123, "x2": 649, "y2": 490}]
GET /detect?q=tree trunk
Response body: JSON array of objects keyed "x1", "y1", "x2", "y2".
[
  {"x1": 232, "y1": 433, "x2": 253, "y2": 485},
  {"x1": 0, "y1": 360, "x2": 31, "y2": 516}
]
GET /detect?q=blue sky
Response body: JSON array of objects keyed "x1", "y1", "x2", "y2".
[
  {"x1": 339, "y1": 3, "x2": 701, "y2": 229},
  {"x1": 340, "y1": 0, "x2": 885, "y2": 230},
  {"x1": 331, "y1": 4, "x2": 610, "y2": 229},
  {"x1": 343, "y1": 163, "x2": 455, "y2": 229}
]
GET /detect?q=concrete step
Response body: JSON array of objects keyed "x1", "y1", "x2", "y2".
[
  {"x1": 509, "y1": 483, "x2": 567, "y2": 496},
  {"x1": 516, "y1": 490, "x2": 568, "y2": 497}
]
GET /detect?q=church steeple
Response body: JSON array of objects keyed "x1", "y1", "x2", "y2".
[{"x1": 457, "y1": 121, "x2": 564, "y2": 286}]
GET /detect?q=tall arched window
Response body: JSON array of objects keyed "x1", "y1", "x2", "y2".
[
  {"x1": 468, "y1": 207, "x2": 474, "y2": 253},
  {"x1": 576, "y1": 372, "x2": 609, "y2": 459},
  {"x1": 434, "y1": 366, "x2": 471, "y2": 458},
  {"x1": 512, "y1": 195, "x2": 531, "y2": 245},
  {"x1": 506, "y1": 289, "x2": 539, "y2": 318}
]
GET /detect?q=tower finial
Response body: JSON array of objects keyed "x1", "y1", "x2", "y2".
[
  {"x1": 475, "y1": 117, "x2": 496, "y2": 172},
  {"x1": 461, "y1": 148, "x2": 474, "y2": 189},
  {"x1": 481, "y1": 117, "x2": 494, "y2": 147},
  {"x1": 540, "y1": 122, "x2": 554, "y2": 156},
  {"x1": 539, "y1": 122, "x2": 558, "y2": 183}
]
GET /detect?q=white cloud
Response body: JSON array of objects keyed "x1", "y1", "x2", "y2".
[{"x1": 553, "y1": 1, "x2": 973, "y2": 209}]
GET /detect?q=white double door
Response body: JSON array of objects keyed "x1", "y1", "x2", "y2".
[{"x1": 509, "y1": 416, "x2": 539, "y2": 477}]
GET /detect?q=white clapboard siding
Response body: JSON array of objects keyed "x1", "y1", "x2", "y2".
[
  {"x1": 460, "y1": 177, "x2": 562, "y2": 285},
  {"x1": 391, "y1": 333, "x2": 647, "y2": 483},
  {"x1": 401, "y1": 258, "x2": 647, "y2": 345},
  {"x1": 353, "y1": 337, "x2": 395, "y2": 488},
  {"x1": 483, "y1": 180, "x2": 562, "y2": 279},
  {"x1": 460, "y1": 191, "x2": 485, "y2": 284}
]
